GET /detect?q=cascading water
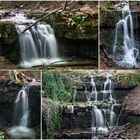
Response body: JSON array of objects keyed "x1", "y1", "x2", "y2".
[
  {"x1": 109, "y1": 104, "x2": 116, "y2": 127},
  {"x1": 90, "y1": 76, "x2": 98, "y2": 102},
  {"x1": 78, "y1": 74, "x2": 118, "y2": 138},
  {"x1": 91, "y1": 106, "x2": 108, "y2": 137},
  {"x1": 101, "y1": 75, "x2": 112, "y2": 100},
  {"x1": 84, "y1": 85, "x2": 90, "y2": 103},
  {"x1": 1, "y1": 12, "x2": 62, "y2": 68},
  {"x1": 8, "y1": 84, "x2": 35, "y2": 139},
  {"x1": 113, "y1": 2, "x2": 139, "y2": 68},
  {"x1": 89, "y1": 75, "x2": 117, "y2": 138},
  {"x1": 13, "y1": 86, "x2": 29, "y2": 127}
]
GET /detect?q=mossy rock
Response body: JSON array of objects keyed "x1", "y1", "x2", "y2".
[
  {"x1": 100, "y1": 10, "x2": 121, "y2": 28},
  {"x1": 113, "y1": 72, "x2": 140, "y2": 89},
  {"x1": 27, "y1": 11, "x2": 98, "y2": 40},
  {"x1": 0, "y1": 21, "x2": 19, "y2": 63}
]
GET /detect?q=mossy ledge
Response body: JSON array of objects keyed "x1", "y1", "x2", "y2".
[{"x1": 27, "y1": 11, "x2": 98, "y2": 40}]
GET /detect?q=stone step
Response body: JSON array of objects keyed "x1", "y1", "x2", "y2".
[
  {"x1": 54, "y1": 128, "x2": 108, "y2": 139},
  {"x1": 75, "y1": 90, "x2": 130, "y2": 103},
  {"x1": 61, "y1": 102, "x2": 121, "y2": 129}
]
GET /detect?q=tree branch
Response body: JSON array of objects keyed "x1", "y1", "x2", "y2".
[{"x1": 19, "y1": 1, "x2": 73, "y2": 36}]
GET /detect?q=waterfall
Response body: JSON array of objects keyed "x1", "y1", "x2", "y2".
[
  {"x1": 16, "y1": 23, "x2": 59, "y2": 68},
  {"x1": 8, "y1": 84, "x2": 35, "y2": 139},
  {"x1": 109, "y1": 105, "x2": 116, "y2": 127},
  {"x1": 84, "y1": 85, "x2": 90, "y2": 103},
  {"x1": 13, "y1": 85, "x2": 29, "y2": 127},
  {"x1": 91, "y1": 105, "x2": 108, "y2": 136},
  {"x1": 113, "y1": 3, "x2": 139, "y2": 68},
  {"x1": 102, "y1": 75, "x2": 112, "y2": 100},
  {"x1": 90, "y1": 76, "x2": 98, "y2": 102},
  {"x1": 1, "y1": 13, "x2": 61, "y2": 68}
]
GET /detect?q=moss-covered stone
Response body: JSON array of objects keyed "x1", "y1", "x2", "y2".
[
  {"x1": 113, "y1": 71, "x2": 140, "y2": 89},
  {"x1": 0, "y1": 21, "x2": 19, "y2": 63},
  {"x1": 100, "y1": 10, "x2": 121, "y2": 28}
]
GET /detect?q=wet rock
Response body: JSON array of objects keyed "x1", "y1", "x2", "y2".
[{"x1": 0, "y1": 115, "x2": 7, "y2": 126}]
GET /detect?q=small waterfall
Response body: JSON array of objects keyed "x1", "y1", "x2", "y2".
[
  {"x1": 16, "y1": 23, "x2": 59, "y2": 68},
  {"x1": 102, "y1": 75, "x2": 112, "y2": 100},
  {"x1": 1, "y1": 13, "x2": 61, "y2": 68},
  {"x1": 90, "y1": 76, "x2": 97, "y2": 92},
  {"x1": 8, "y1": 84, "x2": 35, "y2": 139},
  {"x1": 90, "y1": 76, "x2": 98, "y2": 102},
  {"x1": 13, "y1": 85, "x2": 29, "y2": 127},
  {"x1": 91, "y1": 105, "x2": 108, "y2": 137},
  {"x1": 113, "y1": 2, "x2": 139, "y2": 68},
  {"x1": 84, "y1": 85, "x2": 90, "y2": 103},
  {"x1": 108, "y1": 94, "x2": 116, "y2": 127},
  {"x1": 109, "y1": 105, "x2": 116, "y2": 127}
]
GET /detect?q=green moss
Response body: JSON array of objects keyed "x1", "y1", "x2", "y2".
[
  {"x1": 128, "y1": 116, "x2": 140, "y2": 125},
  {"x1": 45, "y1": 98, "x2": 61, "y2": 139},
  {"x1": 100, "y1": 11, "x2": 121, "y2": 28},
  {"x1": 0, "y1": 132, "x2": 4, "y2": 140},
  {"x1": 27, "y1": 11, "x2": 98, "y2": 39},
  {"x1": 100, "y1": 4, "x2": 107, "y2": 12},
  {"x1": 114, "y1": 72, "x2": 140, "y2": 88}
]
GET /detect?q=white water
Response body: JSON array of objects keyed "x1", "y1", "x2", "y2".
[
  {"x1": 109, "y1": 105, "x2": 116, "y2": 127},
  {"x1": 101, "y1": 75, "x2": 112, "y2": 100},
  {"x1": 13, "y1": 85, "x2": 29, "y2": 126},
  {"x1": 8, "y1": 85, "x2": 35, "y2": 138},
  {"x1": 91, "y1": 105, "x2": 108, "y2": 136},
  {"x1": 1, "y1": 13, "x2": 62, "y2": 68},
  {"x1": 113, "y1": 3, "x2": 139, "y2": 68},
  {"x1": 90, "y1": 76, "x2": 98, "y2": 102}
]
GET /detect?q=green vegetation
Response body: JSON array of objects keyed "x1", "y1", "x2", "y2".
[
  {"x1": 115, "y1": 72, "x2": 140, "y2": 88},
  {"x1": 43, "y1": 71, "x2": 75, "y2": 138},
  {"x1": 0, "y1": 131, "x2": 5, "y2": 140},
  {"x1": 100, "y1": 4, "x2": 107, "y2": 12},
  {"x1": 27, "y1": 11, "x2": 98, "y2": 39},
  {"x1": 43, "y1": 71, "x2": 74, "y2": 102},
  {"x1": 46, "y1": 99, "x2": 61, "y2": 139}
]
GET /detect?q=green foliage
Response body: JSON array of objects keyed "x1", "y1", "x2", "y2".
[
  {"x1": 0, "y1": 131, "x2": 4, "y2": 140},
  {"x1": 42, "y1": 71, "x2": 74, "y2": 103},
  {"x1": 108, "y1": 0, "x2": 113, "y2": 5},
  {"x1": 100, "y1": 4, "x2": 107, "y2": 12},
  {"x1": 115, "y1": 73, "x2": 140, "y2": 88},
  {"x1": 46, "y1": 99, "x2": 61, "y2": 139}
]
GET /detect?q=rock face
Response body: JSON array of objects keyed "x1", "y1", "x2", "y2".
[
  {"x1": 0, "y1": 82, "x2": 21, "y2": 103},
  {"x1": 0, "y1": 82, "x2": 41, "y2": 128},
  {"x1": 0, "y1": 22, "x2": 19, "y2": 63},
  {"x1": 124, "y1": 86, "x2": 140, "y2": 115}
]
